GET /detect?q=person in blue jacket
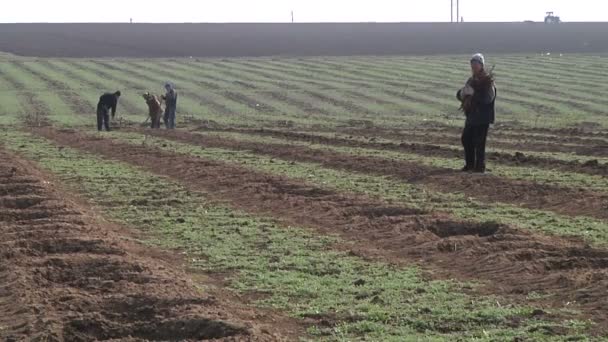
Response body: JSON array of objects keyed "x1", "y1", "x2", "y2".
[{"x1": 162, "y1": 82, "x2": 178, "y2": 129}]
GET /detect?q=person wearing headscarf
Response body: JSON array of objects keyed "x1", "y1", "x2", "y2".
[{"x1": 456, "y1": 53, "x2": 497, "y2": 173}]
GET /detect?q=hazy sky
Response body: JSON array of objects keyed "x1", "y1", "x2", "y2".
[{"x1": 2, "y1": 0, "x2": 606, "y2": 23}]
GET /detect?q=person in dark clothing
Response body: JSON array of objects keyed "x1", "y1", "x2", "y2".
[
  {"x1": 97, "y1": 91, "x2": 121, "y2": 131},
  {"x1": 161, "y1": 83, "x2": 177, "y2": 129},
  {"x1": 457, "y1": 53, "x2": 496, "y2": 173}
]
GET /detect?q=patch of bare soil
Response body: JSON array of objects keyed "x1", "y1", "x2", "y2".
[{"x1": 0, "y1": 147, "x2": 294, "y2": 341}]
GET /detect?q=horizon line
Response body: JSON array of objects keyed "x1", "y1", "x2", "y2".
[{"x1": 2, "y1": 20, "x2": 608, "y2": 24}]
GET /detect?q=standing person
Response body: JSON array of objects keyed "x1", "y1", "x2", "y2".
[
  {"x1": 162, "y1": 82, "x2": 178, "y2": 129},
  {"x1": 96, "y1": 91, "x2": 121, "y2": 132},
  {"x1": 457, "y1": 53, "x2": 496, "y2": 173}
]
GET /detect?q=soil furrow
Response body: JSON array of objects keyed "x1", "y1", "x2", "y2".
[
  {"x1": 335, "y1": 125, "x2": 608, "y2": 148},
  {"x1": 335, "y1": 126, "x2": 608, "y2": 157},
  {"x1": 35, "y1": 127, "x2": 608, "y2": 331},
  {"x1": 236, "y1": 129, "x2": 608, "y2": 178},
  {"x1": 338, "y1": 126, "x2": 608, "y2": 155},
  {"x1": 155, "y1": 129, "x2": 608, "y2": 220},
  {"x1": 398, "y1": 131, "x2": 608, "y2": 157},
  {"x1": 0, "y1": 146, "x2": 292, "y2": 341}
]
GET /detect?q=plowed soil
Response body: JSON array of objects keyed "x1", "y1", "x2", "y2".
[
  {"x1": 228, "y1": 128, "x2": 608, "y2": 177},
  {"x1": 35, "y1": 127, "x2": 608, "y2": 332},
  {"x1": 147, "y1": 129, "x2": 608, "y2": 221},
  {"x1": 0, "y1": 147, "x2": 295, "y2": 341},
  {"x1": 2, "y1": 23, "x2": 607, "y2": 58},
  {"x1": 332, "y1": 125, "x2": 608, "y2": 155}
]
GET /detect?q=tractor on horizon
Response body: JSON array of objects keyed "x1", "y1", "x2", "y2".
[{"x1": 544, "y1": 12, "x2": 561, "y2": 24}]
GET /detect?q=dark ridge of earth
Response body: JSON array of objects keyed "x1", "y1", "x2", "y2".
[{"x1": 1, "y1": 22, "x2": 608, "y2": 58}]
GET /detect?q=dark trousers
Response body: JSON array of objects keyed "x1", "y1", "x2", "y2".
[
  {"x1": 461, "y1": 124, "x2": 489, "y2": 170},
  {"x1": 164, "y1": 107, "x2": 176, "y2": 129},
  {"x1": 151, "y1": 115, "x2": 161, "y2": 129},
  {"x1": 97, "y1": 105, "x2": 110, "y2": 131}
]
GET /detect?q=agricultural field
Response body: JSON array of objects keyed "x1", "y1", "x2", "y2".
[{"x1": 1, "y1": 51, "x2": 608, "y2": 341}]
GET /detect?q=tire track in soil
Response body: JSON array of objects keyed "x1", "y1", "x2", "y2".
[
  {"x1": 11, "y1": 60, "x2": 95, "y2": 116},
  {"x1": 45, "y1": 60, "x2": 142, "y2": 116},
  {"x1": 0, "y1": 147, "x2": 291, "y2": 341},
  {"x1": 36, "y1": 127, "x2": 608, "y2": 333},
  {"x1": 239, "y1": 129, "x2": 608, "y2": 178}
]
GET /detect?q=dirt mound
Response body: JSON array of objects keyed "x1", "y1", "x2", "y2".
[
  {"x1": 0, "y1": 148, "x2": 290, "y2": 341},
  {"x1": 36, "y1": 127, "x2": 608, "y2": 331}
]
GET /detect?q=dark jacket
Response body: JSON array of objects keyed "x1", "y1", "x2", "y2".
[
  {"x1": 163, "y1": 89, "x2": 178, "y2": 110},
  {"x1": 98, "y1": 93, "x2": 119, "y2": 118},
  {"x1": 457, "y1": 75, "x2": 496, "y2": 126}
]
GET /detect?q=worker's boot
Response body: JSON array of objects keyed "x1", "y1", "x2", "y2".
[
  {"x1": 473, "y1": 163, "x2": 486, "y2": 174},
  {"x1": 461, "y1": 165, "x2": 473, "y2": 172}
]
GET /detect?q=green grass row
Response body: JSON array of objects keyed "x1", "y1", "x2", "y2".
[
  {"x1": 0, "y1": 129, "x2": 592, "y2": 341},
  {"x1": 3, "y1": 55, "x2": 607, "y2": 131},
  {"x1": 105, "y1": 130, "x2": 608, "y2": 246}
]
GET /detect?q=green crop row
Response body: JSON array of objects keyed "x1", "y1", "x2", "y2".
[
  {"x1": 0, "y1": 129, "x2": 592, "y2": 341},
  {"x1": 106, "y1": 131, "x2": 608, "y2": 246}
]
